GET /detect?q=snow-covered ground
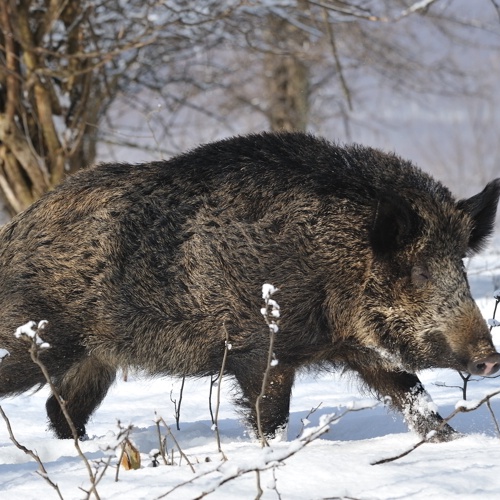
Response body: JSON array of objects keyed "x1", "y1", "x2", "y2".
[{"x1": 1, "y1": 243, "x2": 499, "y2": 499}]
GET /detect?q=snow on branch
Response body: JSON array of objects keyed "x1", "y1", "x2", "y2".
[
  {"x1": 158, "y1": 404, "x2": 374, "y2": 499},
  {"x1": 309, "y1": 0, "x2": 439, "y2": 22},
  {"x1": 14, "y1": 320, "x2": 50, "y2": 349}
]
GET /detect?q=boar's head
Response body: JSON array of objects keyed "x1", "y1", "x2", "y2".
[{"x1": 366, "y1": 179, "x2": 500, "y2": 376}]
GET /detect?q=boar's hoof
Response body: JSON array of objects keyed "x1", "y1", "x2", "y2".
[
  {"x1": 428, "y1": 424, "x2": 461, "y2": 443},
  {"x1": 467, "y1": 353, "x2": 500, "y2": 376}
]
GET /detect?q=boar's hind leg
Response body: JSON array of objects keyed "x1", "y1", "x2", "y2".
[
  {"x1": 46, "y1": 356, "x2": 116, "y2": 439},
  {"x1": 232, "y1": 362, "x2": 295, "y2": 441},
  {"x1": 354, "y1": 367, "x2": 456, "y2": 441}
]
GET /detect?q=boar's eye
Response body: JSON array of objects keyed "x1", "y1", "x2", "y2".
[{"x1": 411, "y1": 265, "x2": 431, "y2": 286}]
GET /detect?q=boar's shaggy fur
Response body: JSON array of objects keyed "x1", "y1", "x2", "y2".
[{"x1": 0, "y1": 132, "x2": 499, "y2": 440}]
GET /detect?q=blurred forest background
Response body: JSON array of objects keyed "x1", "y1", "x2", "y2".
[{"x1": 1, "y1": 0, "x2": 499, "y2": 222}]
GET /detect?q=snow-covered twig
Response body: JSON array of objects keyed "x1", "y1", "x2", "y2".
[
  {"x1": 308, "y1": 0, "x2": 438, "y2": 22},
  {"x1": 208, "y1": 374, "x2": 219, "y2": 428},
  {"x1": 256, "y1": 284, "x2": 280, "y2": 448},
  {"x1": 15, "y1": 321, "x2": 104, "y2": 500},
  {"x1": 156, "y1": 407, "x2": 367, "y2": 499},
  {"x1": 296, "y1": 402, "x2": 323, "y2": 438}
]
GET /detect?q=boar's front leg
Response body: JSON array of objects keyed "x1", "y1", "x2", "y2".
[{"x1": 352, "y1": 365, "x2": 456, "y2": 441}]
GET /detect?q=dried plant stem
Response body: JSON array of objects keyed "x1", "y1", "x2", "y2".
[
  {"x1": 157, "y1": 417, "x2": 195, "y2": 473},
  {"x1": 0, "y1": 406, "x2": 64, "y2": 500},
  {"x1": 16, "y1": 326, "x2": 104, "y2": 500},
  {"x1": 213, "y1": 326, "x2": 230, "y2": 460},
  {"x1": 155, "y1": 416, "x2": 169, "y2": 466},
  {"x1": 208, "y1": 374, "x2": 219, "y2": 426},
  {"x1": 113, "y1": 423, "x2": 137, "y2": 480},
  {"x1": 170, "y1": 376, "x2": 185, "y2": 431},
  {"x1": 255, "y1": 326, "x2": 276, "y2": 448},
  {"x1": 115, "y1": 442, "x2": 127, "y2": 482},
  {"x1": 158, "y1": 409, "x2": 356, "y2": 500},
  {"x1": 255, "y1": 469, "x2": 263, "y2": 499},
  {"x1": 487, "y1": 399, "x2": 500, "y2": 436},
  {"x1": 256, "y1": 285, "x2": 280, "y2": 448},
  {"x1": 458, "y1": 372, "x2": 471, "y2": 400}
]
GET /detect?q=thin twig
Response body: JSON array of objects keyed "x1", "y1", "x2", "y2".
[
  {"x1": 296, "y1": 402, "x2": 323, "y2": 438},
  {"x1": 155, "y1": 415, "x2": 169, "y2": 466},
  {"x1": 489, "y1": 0, "x2": 500, "y2": 22},
  {"x1": 255, "y1": 469, "x2": 263, "y2": 499},
  {"x1": 155, "y1": 406, "x2": 369, "y2": 499},
  {"x1": 170, "y1": 376, "x2": 185, "y2": 431},
  {"x1": 0, "y1": 406, "x2": 64, "y2": 499},
  {"x1": 213, "y1": 325, "x2": 230, "y2": 460},
  {"x1": 29, "y1": 346, "x2": 101, "y2": 498},
  {"x1": 157, "y1": 417, "x2": 195, "y2": 473},
  {"x1": 208, "y1": 374, "x2": 219, "y2": 426},
  {"x1": 487, "y1": 399, "x2": 500, "y2": 436},
  {"x1": 458, "y1": 372, "x2": 471, "y2": 400},
  {"x1": 256, "y1": 285, "x2": 280, "y2": 447},
  {"x1": 322, "y1": 8, "x2": 353, "y2": 111},
  {"x1": 113, "y1": 422, "x2": 136, "y2": 481},
  {"x1": 17, "y1": 323, "x2": 103, "y2": 499}
]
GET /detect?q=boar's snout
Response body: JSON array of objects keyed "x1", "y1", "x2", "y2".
[{"x1": 467, "y1": 353, "x2": 500, "y2": 376}]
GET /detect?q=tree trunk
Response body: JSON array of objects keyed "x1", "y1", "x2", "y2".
[
  {"x1": 265, "y1": 8, "x2": 310, "y2": 132},
  {"x1": 0, "y1": 0, "x2": 99, "y2": 215}
]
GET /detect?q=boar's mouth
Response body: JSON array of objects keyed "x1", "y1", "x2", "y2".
[{"x1": 467, "y1": 353, "x2": 500, "y2": 376}]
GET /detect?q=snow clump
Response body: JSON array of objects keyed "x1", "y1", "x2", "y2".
[{"x1": 14, "y1": 320, "x2": 50, "y2": 348}]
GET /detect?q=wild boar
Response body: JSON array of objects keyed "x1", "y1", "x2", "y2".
[{"x1": 0, "y1": 131, "x2": 499, "y2": 440}]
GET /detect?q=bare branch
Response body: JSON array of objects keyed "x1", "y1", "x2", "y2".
[
  {"x1": 321, "y1": 7, "x2": 353, "y2": 111},
  {"x1": 308, "y1": 0, "x2": 440, "y2": 22},
  {"x1": 256, "y1": 285, "x2": 280, "y2": 447},
  {"x1": 156, "y1": 416, "x2": 196, "y2": 474},
  {"x1": 153, "y1": 395, "x2": 374, "y2": 499},
  {"x1": 15, "y1": 322, "x2": 103, "y2": 499},
  {"x1": 490, "y1": 0, "x2": 500, "y2": 21},
  {"x1": 0, "y1": 405, "x2": 64, "y2": 499},
  {"x1": 212, "y1": 324, "x2": 230, "y2": 460}
]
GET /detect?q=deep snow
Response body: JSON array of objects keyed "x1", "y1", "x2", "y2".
[{"x1": 1, "y1": 245, "x2": 500, "y2": 499}]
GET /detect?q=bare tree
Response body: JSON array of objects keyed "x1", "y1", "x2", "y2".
[
  {"x1": 201, "y1": 0, "x2": 500, "y2": 142},
  {"x1": 0, "y1": 0, "x2": 239, "y2": 214},
  {"x1": 1, "y1": 0, "x2": 499, "y2": 215}
]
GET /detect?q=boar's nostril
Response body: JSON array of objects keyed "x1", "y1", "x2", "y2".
[{"x1": 468, "y1": 354, "x2": 500, "y2": 376}]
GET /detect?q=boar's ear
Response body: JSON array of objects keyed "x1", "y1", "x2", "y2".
[
  {"x1": 370, "y1": 194, "x2": 421, "y2": 256},
  {"x1": 457, "y1": 179, "x2": 500, "y2": 254}
]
